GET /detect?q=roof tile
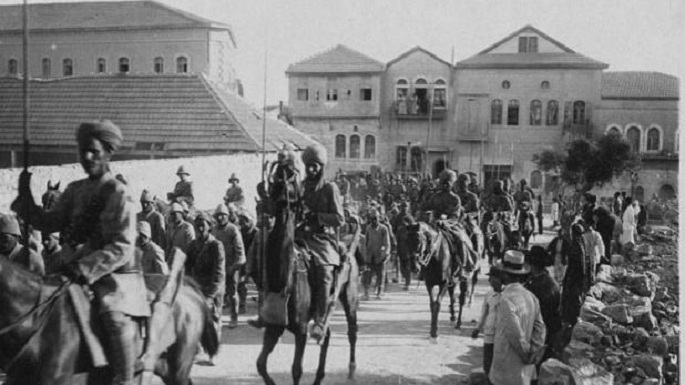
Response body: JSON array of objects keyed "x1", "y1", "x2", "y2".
[
  {"x1": 287, "y1": 44, "x2": 385, "y2": 74},
  {"x1": 601, "y1": 71, "x2": 679, "y2": 99}
]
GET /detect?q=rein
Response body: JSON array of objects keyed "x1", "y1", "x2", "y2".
[{"x1": 0, "y1": 279, "x2": 70, "y2": 338}]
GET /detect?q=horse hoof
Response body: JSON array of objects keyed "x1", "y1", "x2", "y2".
[
  {"x1": 348, "y1": 363, "x2": 356, "y2": 380},
  {"x1": 429, "y1": 336, "x2": 439, "y2": 344}
]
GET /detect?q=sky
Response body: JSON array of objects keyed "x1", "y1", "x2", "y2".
[{"x1": 1, "y1": 0, "x2": 683, "y2": 107}]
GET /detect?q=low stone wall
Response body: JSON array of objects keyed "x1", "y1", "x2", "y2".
[{"x1": 0, "y1": 153, "x2": 278, "y2": 216}]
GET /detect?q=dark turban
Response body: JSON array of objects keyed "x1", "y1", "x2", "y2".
[
  {"x1": 76, "y1": 120, "x2": 123, "y2": 153},
  {"x1": 302, "y1": 143, "x2": 328, "y2": 166}
]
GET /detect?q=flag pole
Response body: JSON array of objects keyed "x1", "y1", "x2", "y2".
[
  {"x1": 259, "y1": 18, "x2": 269, "y2": 304},
  {"x1": 22, "y1": 0, "x2": 31, "y2": 247}
]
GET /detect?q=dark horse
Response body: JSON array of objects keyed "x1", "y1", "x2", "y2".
[
  {"x1": 516, "y1": 205, "x2": 535, "y2": 249},
  {"x1": 255, "y1": 164, "x2": 359, "y2": 385},
  {"x1": 405, "y1": 218, "x2": 480, "y2": 339},
  {"x1": 0, "y1": 252, "x2": 218, "y2": 385}
]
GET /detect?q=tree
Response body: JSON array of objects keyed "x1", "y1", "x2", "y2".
[{"x1": 533, "y1": 132, "x2": 640, "y2": 232}]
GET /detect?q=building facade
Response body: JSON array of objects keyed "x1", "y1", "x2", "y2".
[
  {"x1": 0, "y1": 1, "x2": 238, "y2": 89},
  {"x1": 287, "y1": 26, "x2": 679, "y2": 199}
]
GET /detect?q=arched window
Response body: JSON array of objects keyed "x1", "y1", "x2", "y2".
[
  {"x1": 507, "y1": 99, "x2": 519, "y2": 125},
  {"x1": 335, "y1": 135, "x2": 346, "y2": 158},
  {"x1": 395, "y1": 78, "x2": 409, "y2": 99},
  {"x1": 530, "y1": 170, "x2": 543, "y2": 189},
  {"x1": 546, "y1": 100, "x2": 558, "y2": 125},
  {"x1": 634, "y1": 186, "x2": 645, "y2": 203},
  {"x1": 572, "y1": 101, "x2": 585, "y2": 124},
  {"x1": 530, "y1": 100, "x2": 542, "y2": 125},
  {"x1": 605, "y1": 124, "x2": 621, "y2": 136},
  {"x1": 154, "y1": 57, "x2": 164, "y2": 74},
  {"x1": 659, "y1": 184, "x2": 676, "y2": 200},
  {"x1": 97, "y1": 58, "x2": 106, "y2": 73},
  {"x1": 646, "y1": 127, "x2": 661, "y2": 151},
  {"x1": 176, "y1": 56, "x2": 188, "y2": 73},
  {"x1": 414, "y1": 78, "x2": 429, "y2": 114},
  {"x1": 62, "y1": 58, "x2": 73, "y2": 76},
  {"x1": 491, "y1": 99, "x2": 502, "y2": 125},
  {"x1": 433, "y1": 79, "x2": 447, "y2": 108},
  {"x1": 8, "y1": 59, "x2": 18, "y2": 75},
  {"x1": 626, "y1": 126, "x2": 641, "y2": 153},
  {"x1": 41, "y1": 58, "x2": 51, "y2": 78},
  {"x1": 364, "y1": 135, "x2": 376, "y2": 159},
  {"x1": 118, "y1": 57, "x2": 130, "y2": 73},
  {"x1": 350, "y1": 135, "x2": 361, "y2": 159}
]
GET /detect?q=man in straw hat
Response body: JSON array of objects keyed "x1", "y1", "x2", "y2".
[
  {"x1": 165, "y1": 202, "x2": 195, "y2": 257},
  {"x1": 137, "y1": 189, "x2": 166, "y2": 251},
  {"x1": 12, "y1": 120, "x2": 148, "y2": 385},
  {"x1": 224, "y1": 173, "x2": 245, "y2": 209},
  {"x1": 300, "y1": 143, "x2": 344, "y2": 342},
  {"x1": 489, "y1": 249, "x2": 546, "y2": 385},
  {"x1": 0, "y1": 214, "x2": 44, "y2": 275},
  {"x1": 168, "y1": 165, "x2": 194, "y2": 208}
]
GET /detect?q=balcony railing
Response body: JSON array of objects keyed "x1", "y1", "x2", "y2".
[{"x1": 392, "y1": 101, "x2": 446, "y2": 120}]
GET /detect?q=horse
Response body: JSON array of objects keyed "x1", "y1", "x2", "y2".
[
  {"x1": 481, "y1": 211, "x2": 509, "y2": 264},
  {"x1": 255, "y1": 164, "x2": 359, "y2": 385},
  {"x1": 0, "y1": 251, "x2": 218, "y2": 385},
  {"x1": 41, "y1": 180, "x2": 62, "y2": 211},
  {"x1": 405, "y1": 217, "x2": 478, "y2": 338}
]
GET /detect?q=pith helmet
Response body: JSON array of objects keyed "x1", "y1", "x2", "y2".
[
  {"x1": 0, "y1": 215, "x2": 21, "y2": 236},
  {"x1": 229, "y1": 173, "x2": 239, "y2": 183},
  {"x1": 140, "y1": 190, "x2": 154, "y2": 203},
  {"x1": 215, "y1": 203, "x2": 229, "y2": 216},
  {"x1": 176, "y1": 165, "x2": 189, "y2": 176},
  {"x1": 170, "y1": 202, "x2": 184, "y2": 214}
]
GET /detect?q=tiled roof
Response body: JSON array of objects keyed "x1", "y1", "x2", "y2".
[
  {"x1": 456, "y1": 53, "x2": 608, "y2": 70},
  {"x1": 602, "y1": 72, "x2": 679, "y2": 100},
  {"x1": 287, "y1": 44, "x2": 385, "y2": 74},
  {"x1": 0, "y1": 1, "x2": 230, "y2": 32},
  {"x1": 0, "y1": 74, "x2": 314, "y2": 153},
  {"x1": 387, "y1": 46, "x2": 453, "y2": 68}
]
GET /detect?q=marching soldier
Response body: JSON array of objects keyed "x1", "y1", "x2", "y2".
[
  {"x1": 136, "y1": 190, "x2": 166, "y2": 252},
  {"x1": 13, "y1": 120, "x2": 148, "y2": 385},
  {"x1": 136, "y1": 221, "x2": 168, "y2": 275},
  {"x1": 0, "y1": 214, "x2": 44, "y2": 276},
  {"x1": 165, "y1": 202, "x2": 195, "y2": 257},
  {"x1": 41, "y1": 231, "x2": 65, "y2": 275},
  {"x1": 213, "y1": 203, "x2": 245, "y2": 328}
]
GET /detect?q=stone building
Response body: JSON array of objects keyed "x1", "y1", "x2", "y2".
[
  {"x1": 286, "y1": 45, "x2": 385, "y2": 177},
  {"x1": 287, "y1": 25, "x2": 679, "y2": 199},
  {"x1": 0, "y1": 1, "x2": 238, "y2": 89}
]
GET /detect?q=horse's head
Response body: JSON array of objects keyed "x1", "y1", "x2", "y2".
[
  {"x1": 41, "y1": 181, "x2": 62, "y2": 211},
  {"x1": 405, "y1": 221, "x2": 428, "y2": 261}
]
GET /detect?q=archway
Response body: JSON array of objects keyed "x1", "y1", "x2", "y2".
[
  {"x1": 659, "y1": 184, "x2": 676, "y2": 200},
  {"x1": 432, "y1": 159, "x2": 448, "y2": 179}
]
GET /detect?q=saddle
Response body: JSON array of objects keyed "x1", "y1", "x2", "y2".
[
  {"x1": 68, "y1": 250, "x2": 187, "y2": 371},
  {"x1": 434, "y1": 219, "x2": 478, "y2": 275}
]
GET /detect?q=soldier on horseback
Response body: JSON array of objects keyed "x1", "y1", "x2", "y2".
[
  {"x1": 168, "y1": 165, "x2": 194, "y2": 209},
  {"x1": 455, "y1": 173, "x2": 480, "y2": 217},
  {"x1": 12, "y1": 120, "x2": 149, "y2": 385},
  {"x1": 299, "y1": 143, "x2": 345, "y2": 342}
]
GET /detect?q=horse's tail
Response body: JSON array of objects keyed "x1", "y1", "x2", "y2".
[{"x1": 201, "y1": 303, "x2": 220, "y2": 358}]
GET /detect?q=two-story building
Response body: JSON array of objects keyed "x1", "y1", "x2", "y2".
[
  {"x1": 286, "y1": 45, "x2": 385, "y2": 177},
  {"x1": 0, "y1": 0, "x2": 238, "y2": 89},
  {"x1": 287, "y1": 25, "x2": 679, "y2": 200}
]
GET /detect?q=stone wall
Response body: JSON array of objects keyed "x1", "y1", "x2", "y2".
[{"x1": 0, "y1": 153, "x2": 277, "y2": 215}]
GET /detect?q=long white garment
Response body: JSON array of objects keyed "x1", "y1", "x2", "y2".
[
  {"x1": 489, "y1": 283, "x2": 546, "y2": 385},
  {"x1": 620, "y1": 205, "x2": 636, "y2": 245}
]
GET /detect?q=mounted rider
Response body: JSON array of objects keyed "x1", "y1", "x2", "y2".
[
  {"x1": 455, "y1": 173, "x2": 480, "y2": 218},
  {"x1": 299, "y1": 143, "x2": 344, "y2": 342},
  {"x1": 513, "y1": 178, "x2": 534, "y2": 217},
  {"x1": 422, "y1": 170, "x2": 478, "y2": 280},
  {"x1": 482, "y1": 180, "x2": 515, "y2": 235},
  {"x1": 12, "y1": 120, "x2": 149, "y2": 385},
  {"x1": 168, "y1": 165, "x2": 194, "y2": 209}
]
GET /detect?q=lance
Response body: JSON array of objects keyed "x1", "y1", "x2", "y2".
[
  {"x1": 22, "y1": 0, "x2": 31, "y2": 247},
  {"x1": 259, "y1": 37, "x2": 269, "y2": 300}
]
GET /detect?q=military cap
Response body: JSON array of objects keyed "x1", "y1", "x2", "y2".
[
  {"x1": 301, "y1": 143, "x2": 328, "y2": 166},
  {"x1": 194, "y1": 212, "x2": 212, "y2": 226},
  {"x1": 170, "y1": 202, "x2": 184, "y2": 214},
  {"x1": 140, "y1": 190, "x2": 154, "y2": 203},
  {"x1": 215, "y1": 203, "x2": 229, "y2": 216},
  {"x1": 0, "y1": 215, "x2": 21, "y2": 236},
  {"x1": 229, "y1": 173, "x2": 239, "y2": 183},
  {"x1": 176, "y1": 165, "x2": 190, "y2": 176}
]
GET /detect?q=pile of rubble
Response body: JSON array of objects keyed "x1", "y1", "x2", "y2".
[{"x1": 540, "y1": 226, "x2": 679, "y2": 384}]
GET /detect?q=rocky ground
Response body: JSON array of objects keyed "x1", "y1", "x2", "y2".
[{"x1": 535, "y1": 225, "x2": 680, "y2": 385}]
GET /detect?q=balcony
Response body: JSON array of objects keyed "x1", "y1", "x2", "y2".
[{"x1": 392, "y1": 101, "x2": 447, "y2": 120}]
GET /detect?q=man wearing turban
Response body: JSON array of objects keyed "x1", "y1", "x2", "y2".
[
  {"x1": 13, "y1": 120, "x2": 148, "y2": 385},
  {"x1": 300, "y1": 143, "x2": 344, "y2": 342}
]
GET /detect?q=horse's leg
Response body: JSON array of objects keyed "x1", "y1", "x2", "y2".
[
  {"x1": 448, "y1": 283, "x2": 456, "y2": 323},
  {"x1": 469, "y1": 267, "x2": 479, "y2": 306},
  {"x1": 456, "y1": 279, "x2": 469, "y2": 330},
  {"x1": 257, "y1": 325, "x2": 285, "y2": 385},
  {"x1": 427, "y1": 283, "x2": 441, "y2": 340},
  {"x1": 292, "y1": 329, "x2": 307, "y2": 385},
  {"x1": 338, "y1": 281, "x2": 358, "y2": 380},
  {"x1": 313, "y1": 328, "x2": 332, "y2": 385}
]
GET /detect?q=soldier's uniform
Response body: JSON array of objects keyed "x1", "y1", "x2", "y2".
[
  {"x1": 137, "y1": 221, "x2": 168, "y2": 275},
  {"x1": 0, "y1": 215, "x2": 45, "y2": 276},
  {"x1": 212, "y1": 204, "x2": 245, "y2": 327},
  {"x1": 300, "y1": 144, "x2": 344, "y2": 341},
  {"x1": 225, "y1": 173, "x2": 245, "y2": 209},
  {"x1": 169, "y1": 165, "x2": 194, "y2": 208},
  {"x1": 136, "y1": 190, "x2": 166, "y2": 252},
  {"x1": 484, "y1": 181, "x2": 514, "y2": 213},
  {"x1": 456, "y1": 174, "x2": 480, "y2": 216},
  {"x1": 165, "y1": 202, "x2": 195, "y2": 257}
]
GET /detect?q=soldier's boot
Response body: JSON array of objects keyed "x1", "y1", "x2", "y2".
[{"x1": 102, "y1": 311, "x2": 136, "y2": 385}]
